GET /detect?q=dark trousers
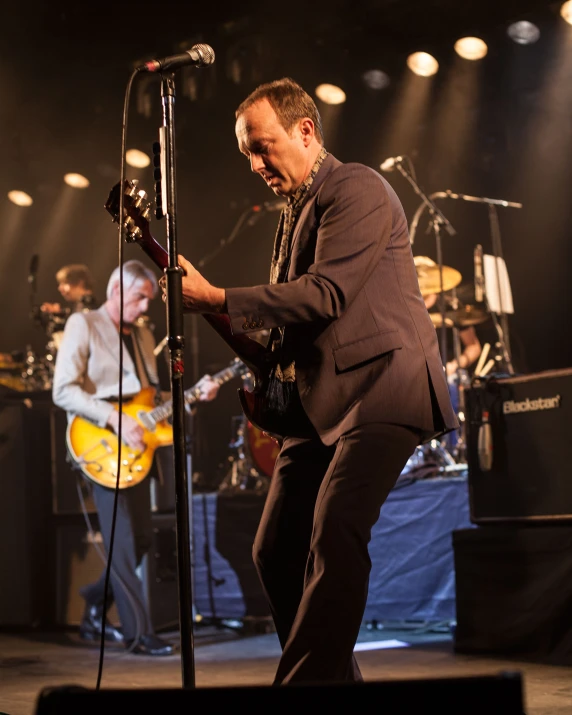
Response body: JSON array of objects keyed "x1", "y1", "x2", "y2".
[
  {"x1": 79, "y1": 479, "x2": 153, "y2": 641},
  {"x1": 253, "y1": 422, "x2": 420, "y2": 684}
]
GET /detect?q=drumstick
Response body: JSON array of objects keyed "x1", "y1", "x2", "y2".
[
  {"x1": 479, "y1": 358, "x2": 496, "y2": 377},
  {"x1": 474, "y1": 342, "x2": 490, "y2": 377},
  {"x1": 153, "y1": 335, "x2": 168, "y2": 356}
]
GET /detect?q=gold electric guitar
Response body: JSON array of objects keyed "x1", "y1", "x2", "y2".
[{"x1": 67, "y1": 357, "x2": 249, "y2": 489}]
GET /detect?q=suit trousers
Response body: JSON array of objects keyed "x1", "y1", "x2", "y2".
[
  {"x1": 253, "y1": 422, "x2": 420, "y2": 684},
  {"x1": 79, "y1": 479, "x2": 153, "y2": 641}
]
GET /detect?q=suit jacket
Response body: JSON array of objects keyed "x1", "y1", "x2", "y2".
[
  {"x1": 224, "y1": 154, "x2": 458, "y2": 445},
  {"x1": 52, "y1": 305, "x2": 159, "y2": 427}
]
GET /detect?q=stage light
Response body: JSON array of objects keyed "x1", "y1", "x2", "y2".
[
  {"x1": 454, "y1": 37, "x2": 488, "y2": 60},
  {"x1": 406, "y1": 52, "x2": 439, "y2": 77},
  {"x1": 7, "y1": 190, "x2": 33, "y2": 206},
  {"x1": 315, "y1": 83, "x2": 346, "y2": 105},
  {"x1": 507, "y1": 21, "x2": 541, "y2": 44},
  {"x1": 126, "y1": 149, "x2": 151, "y2": 168},
  {"x1": 64, "y1": 173, "x2": 90, "y2": 189},
  {"x1": 362, "y1": 69, "x2": 391, "y2": 90},
  {"x1": 561, "y1": 1, "x2": 572, "y2": 25}
]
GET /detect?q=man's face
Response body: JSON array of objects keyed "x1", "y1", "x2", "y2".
[
  {"x1": 115, "y1": 279, "x2": 155, "y2": 325},
  {"x1": 58, "y1": 281, "x2": 86, "y2": 303},
  {"x1": 235, "y1": 99, "x2": 313, "y2": 197}
]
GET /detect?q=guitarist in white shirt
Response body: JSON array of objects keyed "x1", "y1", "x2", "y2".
[{"x1": 52, "y1": 259, "x2": 219, "y2": 655}]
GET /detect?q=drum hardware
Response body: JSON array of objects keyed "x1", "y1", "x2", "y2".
[
  {"x1": 218, "y1": 414, "x2": 271, "y2": 493},
  {"x1": 429, "y1": 304, "x2": 489, "y2": 329},
  {"x1": 0, "y1": 352, "x2": 27, "y2": 392}
]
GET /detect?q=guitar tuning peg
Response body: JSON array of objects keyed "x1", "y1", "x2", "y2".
[{"x1": 132, "y1": 193, "x2": 147, "y2": 209}]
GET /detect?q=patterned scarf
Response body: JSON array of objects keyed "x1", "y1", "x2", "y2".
[
  {"x1": 268, "y1": 146, "x2": 328, "y2": 383},
  {"x1": 269, "y1": 146, "x2": 329, "y2": 286}
]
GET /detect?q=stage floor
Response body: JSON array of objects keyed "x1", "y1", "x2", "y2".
[{"x1": 1, "y1": 622, "x2": 572, "y2": 715}]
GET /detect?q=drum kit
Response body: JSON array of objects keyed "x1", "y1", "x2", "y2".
[
  {"x1": 218, "y1": 370, "x2": 275, "y2": 493},
  {"x1": 0, "y1": 307, "x2": 68, "y2": 395},
  {"x1": 401, "y1": 256, "x2": 494, "y2": 479}
]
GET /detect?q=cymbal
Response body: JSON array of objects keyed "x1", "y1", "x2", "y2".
[
  {"x1": 448, "y1": 304, "x2": 489, "y2": 327},
  {"x1": 429, "y1": 313, "x2": 454, "y2": 329},
  {"x1": 416, "y1": 264, "x2": 462, "y2": 296},
  {"x1": 429, "y1": 305, "x2": 489, "y2": 329}
]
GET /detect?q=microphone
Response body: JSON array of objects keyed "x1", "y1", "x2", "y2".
[
  {"x1": 477, "y1": 410, "x2": 493, "y2": 471},
  {"x1": 379, "y1": 155, "x2": 404, "y2": 172},
  {"x1": 474, "y1": 243, "x2": 484, "y2": 302},
  {"x1": 28, "y1": 254, "x2": 39, "y2": 283},
  {"x1": 138, "y1": 43, "x2": 215, "y2": 73}
]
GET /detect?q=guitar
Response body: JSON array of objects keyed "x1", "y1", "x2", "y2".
[
  {"x1": 67, "y1": 357, "x2": 250, "y2": 489},
  {"x1": 105, "y1": 180, "x2": 286, "y2": 436}
]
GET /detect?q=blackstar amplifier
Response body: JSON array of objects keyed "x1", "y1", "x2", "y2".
[{"x1": 465, "y1": 367, "x2": 572, "y2": 524}]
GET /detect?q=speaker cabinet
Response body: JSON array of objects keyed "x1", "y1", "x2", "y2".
[
  {"x1": 50, "y1": 406, "x2": 96, "y2": 515},
  {"x1": 142, "y1": 513, "x2": 180, "y2": 632},
  {"x1": 55, "y1": 514, "x2": 179, "y2": 632},
  {"x1": 466, "y1": 368, "x2": 572, "y2": 524},
  {"x1": 453, "y1": 525, "x2": 572, "y2": 665},
  {"x1": 0, "y1": 395, "x2": 53, "y2": 626},
  {"x1": 55, "y1": 520, "x2": 119, "y2": 626},
  {"x1": 36, "y1": 673, "x2": 525, "y2": 714}
]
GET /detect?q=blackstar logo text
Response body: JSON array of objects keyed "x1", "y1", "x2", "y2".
[{"x1": 503, "y1": 395, "x2": 561, "y2": 415}]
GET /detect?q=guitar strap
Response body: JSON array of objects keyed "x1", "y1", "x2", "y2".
[{"x1": 129, "y1": 330, "x2": 161, "y2": 404}]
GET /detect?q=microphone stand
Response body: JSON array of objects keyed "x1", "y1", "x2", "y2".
[
  {"x1": 160, "y1": 71, "x2": 196, "y2": 688},
  {"x1": 394, "y1": 161, "x2": 457, "y2": 369},
  {"x1": 439, "y1": 191, "x2": 521, "y2": 375}
]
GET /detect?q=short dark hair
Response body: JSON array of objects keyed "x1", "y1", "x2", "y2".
[
  {"x1": 55, "y1": 264, "x2": 93, "y2": 291},
  {"x1": 236, "y1": 77, "x2": 324, "y2": 144}
]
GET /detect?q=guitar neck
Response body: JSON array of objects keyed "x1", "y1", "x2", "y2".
[
  {"x1": 137, "y1": 235, "x2": 265, "y2": 367},
  {"x1": 149, "y1": 361, "x2": 247, "y2": 424}
]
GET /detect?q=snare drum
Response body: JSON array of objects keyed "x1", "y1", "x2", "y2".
[{"x1": 245, "y1": 421, "x2": 280, "y2": 478}]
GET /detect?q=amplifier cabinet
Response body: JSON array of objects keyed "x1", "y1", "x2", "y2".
[{"x1": 466, "y1": 367, "x2": 572, "y2": 524}]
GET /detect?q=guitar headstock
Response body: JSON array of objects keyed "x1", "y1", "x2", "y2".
[{"x1": 105, "y1": 180, "x2": 153, "y2": 244}]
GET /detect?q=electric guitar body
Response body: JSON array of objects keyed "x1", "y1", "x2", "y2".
[{"x1": 66, "y1": 387, "x2": 173, "y2": 490}]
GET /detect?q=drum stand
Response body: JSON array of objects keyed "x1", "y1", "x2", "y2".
[{"x1": 218, "y1": 415, "x2": 268, "y2": 492}]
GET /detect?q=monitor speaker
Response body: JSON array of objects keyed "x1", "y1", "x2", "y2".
[{"x1": 35, "y1": 672, "x2": 525, "y2": 714}]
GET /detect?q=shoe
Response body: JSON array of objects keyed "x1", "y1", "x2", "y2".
[
  {"x1": 125, "y1": 634, "x2": 175, "y2": 656},
  {"x1": 79, "y1": 604, "x2": 124, "y2": 644}
]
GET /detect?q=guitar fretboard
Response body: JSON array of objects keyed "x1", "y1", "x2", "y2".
[{"x1": 147, "y1": 359, "x2": 248, "y2": 426}]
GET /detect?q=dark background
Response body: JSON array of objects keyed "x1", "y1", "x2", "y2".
[{"x1": 1, "y1": 0, "x2": 569, "y2": 481}]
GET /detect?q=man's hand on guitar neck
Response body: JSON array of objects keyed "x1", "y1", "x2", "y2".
[
  {"x1": 195, "y1": 375, "x2": 220, "y2": 402},
  {"x1": 159, "y1": 254, "x2": 226, "y2": 314},
  {"x1": 107, "y1": 410, "x2": 146, "y2": 452}
]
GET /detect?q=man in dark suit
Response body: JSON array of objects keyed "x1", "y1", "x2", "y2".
[{"x1": 168, "y1": 77, "x2": 458, "y2": 683}]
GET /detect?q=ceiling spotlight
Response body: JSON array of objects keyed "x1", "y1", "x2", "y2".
[
  {"x1": 362, "y1": 69, "x2": 391, "y2": 90},
  {"x1": 315, "y1": 84, "x2": 346, "y2": 105},
  {"x1": 126, "y1": 149, "x2": 151, "y2": 168},
  {"x1": 7, "y1": 190, "x2": 33, "y2": 207},
  {"x1": 507, "y1": 21, "x2": 541, "y2": 44},
  {"x1": 64, "y1": 173, "x2": 90, "y2": 189},
  {"x1": 454, "y1": 37, "x2": 488, "y2": 60},
  {"x1": 561, "y1": 1, "x2": 572, "y2": 25},
  {"x1": 406, "y1": 52, "x2": 439, "y2": 77}
]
